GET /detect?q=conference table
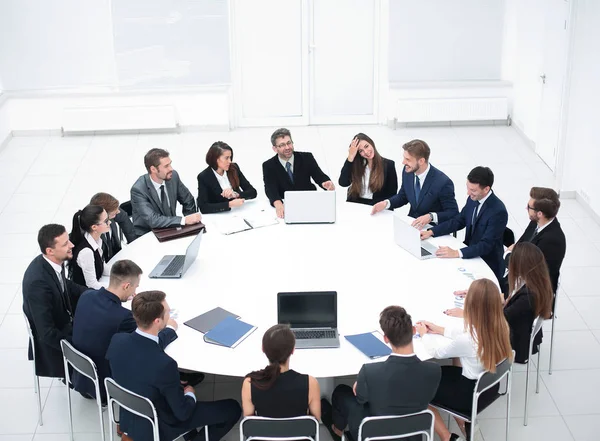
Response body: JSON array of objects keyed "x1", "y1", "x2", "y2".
[{"x1": 109, "y1": 196, "x2": 496, "y2": 391}]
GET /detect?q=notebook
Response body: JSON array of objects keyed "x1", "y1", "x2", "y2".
[
  {"x1": 184, "y1": 307, "x2": 240, "y2": 334},
  {"x1": 203, "y1": 316, "x2": 257, "y2": 348},
  {"x1": 345, "y1": 332, "x2": 392, "y2": 359},
  {"x1": 217, "y1": 212, "x2": 279, "y2": 235}
]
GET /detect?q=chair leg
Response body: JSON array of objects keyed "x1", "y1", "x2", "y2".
[
  {"x1": 536, "y1": 346, "x2": 541, "y2": 394},
  {"x1": 35, "y1": 375, "x2": 43, "y2": 426},
  {"x1": 66, "y1": 381, "x2": 74, "y2": 441},
  {"x1": 524, "y1": 359, "x2": 530, "y2": 426},
  {"x1": 506, "y1": 372, "x2": 511, "y2": 441},
  {"x1": 98, "y1": 399, "x2": 106, "y2": 441},
  {"x1": 549, "y1": 316, "x2": 556, "y2": 375}
]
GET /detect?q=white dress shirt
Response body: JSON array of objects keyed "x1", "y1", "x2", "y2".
[
  {"x1": 150, "y1": 177, "x2": 186, "y2": 226},
  {"x1": 278, "y1": 154, "x2": 295, "y2": 172},
  {"x1": 360, "y1": 165, "x2": 373, "y2": 199},
  {"x1": 76, "y1": 232, "x2": 104, "y2": 290},
  {"x1": 536, "y1": 217, "x2": 554, "y2": 234},
  {"x1": 212, "y1": 168, "x2": 232, "y2": 191},
  {"x1": 42, "y1": 255, "x2": 64, "y2": 291},
  {"x1": 389, "y1": 352, "x2": 417, "y2": 358}
]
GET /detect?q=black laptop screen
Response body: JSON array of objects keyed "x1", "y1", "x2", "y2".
[{"x1": 277, "y1": 291, "x2": 337, "y2": 329}]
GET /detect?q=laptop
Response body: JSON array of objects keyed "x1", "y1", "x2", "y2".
[
  {"x1": 277, "y1": 291, "x2": 340, "y2": 349},
  {"x1": 149, "y1": 230, "x2": 204, "y2": 279},
  {"x1": 393, "y1": 214, "x2": 438, "y2": 260},
  {"x1": 284, "y1": 191, "x2": 336, "y2": 224}
]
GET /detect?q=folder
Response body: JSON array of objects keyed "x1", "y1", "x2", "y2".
[
  {"x1": 203, "y1": 316, "x2": 257, "y2": 348},
  {"x1": 217, "y1": 211, "x2": 279, "y2": 235},
  {"x1": 152, "y1": 222, "x2": 206, "y2": 243},
  {"x1": 345, "y1": 332, "x2": 392, "y2": 359},
  {"x1": 184, "y1": 307, "x2": 240, "y2": 334}
]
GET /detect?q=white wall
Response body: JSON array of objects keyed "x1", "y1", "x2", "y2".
[{"x1": 0, "y1": 96, "x2": 10, "y2": 146}]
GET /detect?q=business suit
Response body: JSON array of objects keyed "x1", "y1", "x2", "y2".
[
  {"x1": 338, "y1": 158, "x2": 398, "y2": 205},
  {"x1": 71, "y1": 287, "x2": 177, "y2": 401},
  {"x1": 331, "y1": 355, "x2": 441, "y2": 441},
  {"x1": 504, "y1": 286, "x2": 541, "y2": 363},
  {"x1": 22, "y1": 255, "x2": 88, "y2": 378},
  {"x1": 101, "y1": 210, "x2": 136, "y2": 262},
  {"x1": 106, "y1": 331, "x2": 241, "y2": 441},
  {"x1": 196, "y1": 165, "x2": 257, "y2": 213},
  {"x1": 262, "y1": 152, "x2": 331, "y2": 206},
  {"x1": 432, "y1": 192, "x2": 508, "y2": 284},
  {"x1": 389, "y1": 165, "x2": 458, "y2": 223},
  {"x1": 130, "y1": 171, "x2": 197, "y2": 238}
]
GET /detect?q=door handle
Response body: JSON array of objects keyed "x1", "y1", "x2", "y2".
[{"x1": 540, "y1": 74, "x2": 547, "y2": 84}]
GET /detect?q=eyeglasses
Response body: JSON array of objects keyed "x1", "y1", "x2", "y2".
[
  {"x1": 97, "y1": 217, "x2": 111, "y2": 226},
  {"x1": 276, "y1": 140, "x2": 294, "y2": 149},
  {"x1": 527, "y1": 205, "x2": 536, "y2": 211}
]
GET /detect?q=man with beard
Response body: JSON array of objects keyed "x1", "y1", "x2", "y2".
[{"x1": 131, "y1": 148, "x2": 201, "y2": 238}]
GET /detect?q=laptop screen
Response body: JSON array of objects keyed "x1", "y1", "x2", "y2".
[
  {"x1": 182, "y1": 230, "x2": 204, "y2": 274},
  {"x1": 277, "y1": 291, "x2": 337, "y2": 329}
]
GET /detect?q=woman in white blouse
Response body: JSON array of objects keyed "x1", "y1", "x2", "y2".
[
  {"x1": 196, "y1": 141, "x2": 257, "y2": 213},
  {"x1": 69, "y1": 204, "x2": 110, "y2": 289},
  {"x1": 415, "y1": 278, "x2": 513, "y2": 441}
]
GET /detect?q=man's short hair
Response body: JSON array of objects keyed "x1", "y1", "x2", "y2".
[
  {"x1": 110, "y1": 260, "x2": 143, "y2": 285},
  {"x1": 271, "y1": 128, "x2": 292, "y2": 147},
  {"x1": 379, "y1": 305, "x2": 413, "y2": 347},
  {"x1": 402, "y1": 139, "x2": 431, "y2": 162},
  {"x1": 132, "y1": 291, "x2": 166, "y2": 329},
  {"x1": 530, "y1": 187, "x2": 560, "y2": 219},
  {"x1": 90, "y1": 192, "x2": 120, "y2": 213},
  {"x1": 37, "y1": 224, "x2": 67, "y2": 254},
  {"x1": 144, "y1": 148, "x2": 170, "y2": 173},
  {"x1": 467, "y1": 166, "x2": 494, "y2": 189}
]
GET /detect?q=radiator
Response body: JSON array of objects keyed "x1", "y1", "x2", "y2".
[
  {"x1": 62, "y1": 105, "x2": 178, "y2": 134},
  {"x1": 395, "y1": 97, "x2": 509, "y2": 124}
]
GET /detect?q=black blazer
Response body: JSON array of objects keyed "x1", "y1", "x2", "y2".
[
  {"x1": 106, "y1": 331, "x2": 197, "y2": 441},
  {"x1": 101, "y1": 210, "x2": 136, "y2": 263},
  {"x1": 338, "y1": 158, "x2": 398, "y2": 205},
  {"x1": 72, "y1": 288, "x2": 177, "y2": 401},
  {"x1": 22, "y1": 255, "x2": 87, "y2": 377},
  {"x1": 504, "y1": 286, "x2": 542, "y2": 363},
  {"x1": 389, "y1": 165, "x2": 458, "y2": 222},
  {"x1": 196, "y1": 165, "x2": 257, "y2": 213},
  {"x1": 262, "y1": 152, "x2": 331, "y2": 206}
]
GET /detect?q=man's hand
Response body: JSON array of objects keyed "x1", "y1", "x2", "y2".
[
  {"x1": 444, "y1": 308, "x2": 464, "y2": 318},
  {"x1": 412, "y1": 214, "x2": 432, "y2": 230},
  {"x1": 371, "y1": 200, "x2": 387, "y2": 215},
  {"x1": 322, "y1": 181, "x2": 335, "y2": 191},
  {"x1": 436, "y1": 246, "x2": 459, "y2": 258},
  {"x1": 185, "y1": 213, "x2": 202, "y2": 225},
  {"x1": 229, "y1": 199, "x2": 244, "y2": 208},
  {"x1": 347, "y1": 137, "x2": 359, "y2": 162},
  {"x1": 274, "y1": 201, "x2": 285, "y2": 219},
  {"x1": 221, "y1": 188, "x2": 235, "y2": 199},
  {"x1": 167, "y1": 318, "x2": 178, "y2": 330},
  {"x1": 420, "y1": 230, "x2": 434, "y2": 240},
  {"x1": 184, "y1": 385, "x2": 195, "y2": 395}
]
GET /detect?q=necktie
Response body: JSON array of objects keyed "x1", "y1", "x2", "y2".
[
  {"x1": 531, "y1": 226, "x2": 539, "y2": 241},
  {"x1": 285, "y1": 162, "x2": 294, "y2": 184},
  {"x1": 60, "y1": 265, "x2": 73, "y2": 318},
  {"x1": 160, "y1": 184, "x2": 171, "y2": 215},
  {"x1": 471, "y1": 201, "x2": 481, "y2": 233},
  {"x1": 414, "y1": 176, "x2": 421, "y2": 203},
  {"x1": 101, "y1": 233, "x2": 111, "y2": 262}
]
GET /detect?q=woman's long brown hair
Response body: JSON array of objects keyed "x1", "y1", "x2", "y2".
[
  {"x1": 206, "y1": 141, "x2": 241, "y2": 190},
  {"x1": 245, "y1": 325, "x2": 295, "y2": 390},
  {"x1": 348, "y1": 133, "x2": 384, "y2": 199},
  {"x1": 464, "y1": 279, "x2": 514, "y2": 372}
]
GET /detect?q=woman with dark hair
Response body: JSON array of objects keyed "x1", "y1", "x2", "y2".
[
  {"x1": 197, "y1": 141, "x2": 257, "y2": 213},
  {"x1": 505, "y1": 242, "x2": 553, "y2": 363},
  {"x1": 241, "y1": 325, "x2": 321, "y2": 419},
  {"x1": 69, "y1": 204, "x2": 111, "y2": 289},
  {"x1": 338, "y1": 133, "x2": 398, "y2": 205}
]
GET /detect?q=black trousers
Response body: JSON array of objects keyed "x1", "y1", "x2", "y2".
[
  {"x1": 331, "y1": 385, "x2": 366, "y2": 441},
  {"x1": 163, "y1": 399, "x2": 241, "y2": 441}
]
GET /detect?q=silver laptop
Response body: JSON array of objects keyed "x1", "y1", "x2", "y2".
[
  {"x1": 393, "y1": 215, "x2": 438, "y2": 260},
  {"x1": 277, "y1": 291, "x2": 340, "y2": 349},
  {"x1": 149, "y1": 231, "x2": 204, "y2": 279},
  {"x1": 284, "y1": 191, "x2": 336, "y2": 224}
]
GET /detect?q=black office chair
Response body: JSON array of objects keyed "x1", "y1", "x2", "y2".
[
  {"x1": 240, "y1": 415, "x2": 319, "y2": 441},
  {"x1": 341, "y1": 410, "x2": 435, "y2": 441},
  {"x1": 503, "y1": 227, "x2": 515, "y2": 248},
  {"x1": 120, "y1": 200, "x2": 132, "y2": 218}
]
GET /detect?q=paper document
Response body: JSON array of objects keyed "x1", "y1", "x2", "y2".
[{"x1": 216, "y1": 212, "x2": 279, "y2": 235}]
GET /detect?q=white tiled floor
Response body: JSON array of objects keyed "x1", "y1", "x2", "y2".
[{"x1": 1, "y1": 125, "x2": 598, "y2": 441}]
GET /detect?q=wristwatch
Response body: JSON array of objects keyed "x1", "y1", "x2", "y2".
[{"x1": 428, "y1": 213, "x2": 434, "y2": 222}]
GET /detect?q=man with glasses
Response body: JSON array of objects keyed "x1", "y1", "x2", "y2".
[{"x1": 263, "y1": 128, "x2": 335, "y2": 218}]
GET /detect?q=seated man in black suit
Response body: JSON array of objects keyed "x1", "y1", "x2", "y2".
[
  {"x1": 106, "y1": 291, "x2": 241, "y2": 441},
  {"x1": 90, "y1": 193, "x2": 136, "y2": 262},
  {"x1": 22, "y1": 224, "x2": 88, "y2": 378},
  {"x1": 263, "y1": 128, "x2": 335, "y2": 218},
  {"x1": 131, "y1": 148, "x2": 202, "y2": 238},
  {"x1": 322, "y1": 306, "x2": 441, "y2": 441},
  {"x1": 372, "y1": 139, "x2": 458, "y2": 228},
  {"x1": 421, "y1": 166, "x2": 508, "y2": 284}
]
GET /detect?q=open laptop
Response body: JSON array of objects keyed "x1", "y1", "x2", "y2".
[
  {"x1": 393, "y1": 214, "x2": 438, "y2": 260},
  {"x1": 284, "y1": 191, "x2": 336, "y2": 224},
  {"x1": 149, "y1": 230, "x2": 204, "y2": 279},
  {"x1": 277, "y1": 291, "x2": 340, "y2": 349}
]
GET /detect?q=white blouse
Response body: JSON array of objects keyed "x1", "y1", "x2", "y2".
[
  {"x1": 76, "y1": 232, "x2": 104, "y2": 290},
  {"x1": 212, "y1": 168, "x2": 232, "y2": 191},
  {"x1": 360, "y1": 165, "x2": 373, "y2": 199}
]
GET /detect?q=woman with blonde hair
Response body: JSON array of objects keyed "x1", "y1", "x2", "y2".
[{"x1": 416, "y1": 278, "x2": 513, "y2": 441}]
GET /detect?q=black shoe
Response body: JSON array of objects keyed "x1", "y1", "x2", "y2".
[
  {"x1": 464, "y1": 422, "x2": 471, "y2": 440},
  {"x1": 79, "y1": 391, "x2": 94, "y2": 400},
  {"x1": 450, "y1": 434, "x2": 466, "y2": 441},
  {"x1": 320, "y1": 399, "x2": 341, "y2": 441},
  {"x1": 179, "y1": 372, "x2": 205, "y2": 387}
]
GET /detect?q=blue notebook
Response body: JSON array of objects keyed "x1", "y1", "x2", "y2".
[
  {"x1": 345, "y1": 332, "x2": 392, "y2": 359},
  {"x1": 203, "y1": 316, "x2": 257, "y2": 348}
]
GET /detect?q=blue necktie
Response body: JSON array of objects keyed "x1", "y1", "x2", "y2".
[
  {"x1": 414, "y1": 176, "x2": 421, "y2": 203},
  {"x1": 471, "y1": 201, "x2": 481, "y2": 233},
  {"x1": 286, "y1": 162, "x2": 294, "y2": 184}
]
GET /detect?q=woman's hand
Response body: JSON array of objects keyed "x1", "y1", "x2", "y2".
[
  {"x1": 347, "y1": 137, "x2": 360, "y2": 162},
  {"x1": 229, "y1": 199, "x2": 244, "y2": 208},
  {"x1": 221, "y1": 188, "x2": 235, "y2": 199},
  {"x1": 419, "y1": 320, "x2": 444, "y2": 335},
  {"x1": 444, "y1": 308, "x2": 464, "y2": 318}
]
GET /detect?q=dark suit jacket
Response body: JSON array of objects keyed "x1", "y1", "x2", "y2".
[
  {"x1": 389, "y1": 165, "x2": 458, "y2": 223},
  {"x1": 262, "y1": 152, "x2": 331, "y2": 206},
  {"x1": 101, "y1": 210, "x2": 136, "y2": 262},
  {"x1": 338, "y1": 158, "x2": 398, "y2": 205},
  {"x1": 196, "y1": 165, "x2": 257, "y2": 213},
  {"x1": 106, "y1": 331, "x2": 196, "y2": 441},
  {"x1": 504, "y1": 286, "x2": 541, "y2": 363},
  {"x1": 130, "y1": 171, "x2": 197, "y2": 237},
  {"x1": 431, "y1": 192, "x2": 508, "y2": 283},
  {"x1": 72, "y1": 288, "x2": 177, "y2": 401},
  {"x1": 22, "y1": 255, "x2": 87, "y2": 377},
  {"x1": 350, "y1": 355, "x2": 441, "y2": 440}
]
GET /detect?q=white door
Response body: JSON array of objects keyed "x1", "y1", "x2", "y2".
[
  {"x1": 535, "y1": 0, "x2": 571, "y2": 171},
  {"x1": 309, "y1": 0, "x2": 378, "y2": 124}
]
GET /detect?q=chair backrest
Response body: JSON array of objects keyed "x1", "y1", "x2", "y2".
[
  {"x1": 358, "y1": 410, "x2": 435, "y2": 441},
  {"x1": 240, "y1": 416, "x2": 319, "y2": 441},
  {"x1": 529, "y1": 316, "x2": 544, "y2": 355},
  {"x1": 120, "y1": 201, "x2": 133, "y2": 217},
  {"x1": 503, "y1": 227, "x2": 515, "y2": 248},
  {"x1": 475, "y1": 356, "x2": 513, "y2": 395},
  {"x1": 60, "y1": 339, "x2": 98, "y2": 382},
  {"x1": 23, "y1": 313, "x2": 35, "y2": 358}
]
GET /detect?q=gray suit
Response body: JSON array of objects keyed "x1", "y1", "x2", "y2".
[{"x1": 130, "y1": 171, "x2": 197, "y2": 238}]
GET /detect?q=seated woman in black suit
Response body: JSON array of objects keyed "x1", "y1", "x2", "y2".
[
  {"x1": 197, "y1": 141, "x2": 257, "y2": 213},
  {"x1": 505, "y1": 242, "x2": 553, "y2": 363},
  {"x1": 241, "y1": 325, "x2": 321, "y2": 420},
  {"x1": 69, "y1": 204, "x2": 110, "y2": 289},
  {"x1": 338, "y1": 133, "x2": 398, "y2": 205}
]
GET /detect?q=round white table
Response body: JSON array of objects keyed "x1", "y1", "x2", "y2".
[{"x1": 110, "y1": 197, "x2": 496, "y2": 381}]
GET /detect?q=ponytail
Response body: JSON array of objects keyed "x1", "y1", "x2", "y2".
[
  {"x1": 245, "y1": 360, "x2": 282, "y2": 390},
  {"x1": 69, "y1": 204, "x2": 104, "y2": 246},
  {"x1": 69, "y1": 210, "x2": 85, "y2": 246}
]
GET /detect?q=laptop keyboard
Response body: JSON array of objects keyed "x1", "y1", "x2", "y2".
[
  {"x1": 421, "y1": 247, "x2": 432, "y2": 257},
  {"x1": 162, "y1": 255, "x2": 185, "y2": 276},
  {"x1": 293, "y1": 329, "x2": 336, "y2": 340}
]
